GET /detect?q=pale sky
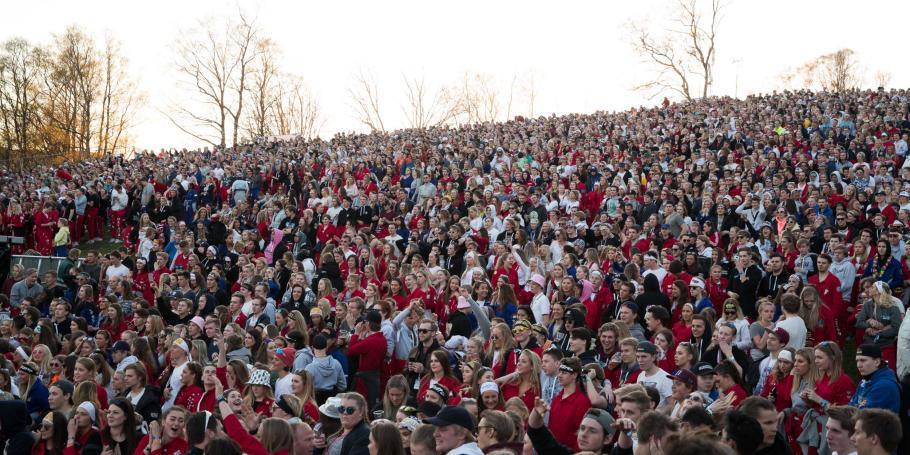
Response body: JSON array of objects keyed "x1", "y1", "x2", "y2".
[{"x1": 4, "y1": 0, "x2": 908, "y2": 150}]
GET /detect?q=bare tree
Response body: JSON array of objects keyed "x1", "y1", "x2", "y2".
[
  {"x1": 168, "y1": 8, "x2": 263, "y2": 148},
  {"x1": 778, "y1": 48, "x2": 864, "y2": 93},
  {"x1": 817, "y1": 49, "x2": 862, "y2": 93},
  {"x1": 629, "y1": 0, "x2": 724, "y2": 100},
  {"x1": 96, "y1": 35, "x2": 142, "y2": 155},
  {"x1": 274, "y1": 74, "x2": 322, "y2": 139},
  {"x1": 873, "y1": 70, "x2": 891, "y2": 88},
  {"x1": 244, "y1": 38, "x2": 280, "y2": 140},
  {"x1": 348, "y1": 69, "x2": 385, "y2": 132},
  {"x1": 401, "y1": 73, "x2": 462, "y2": 129},
  {"x1": 523, "y1": 73, "x2": 537, "y2": 118}
]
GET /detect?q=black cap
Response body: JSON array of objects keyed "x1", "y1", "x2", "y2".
[
  {"x1": 856, "y1": 344, "x2": 882, "y2": 359},
  {"x1": 636, "y1": 341, "x2": 658, "y2": 355},
  {"x1": 312, "y1": 334, "x2": 328, "y2": 350},
  {"x1": 418, "y1": 401, "x2": 442, "y2": 418},
  {"x1": 693, "y1": 362, "x2": 714, "y2": 376},
  {"x1": 52, "y1": 379, "x2": 74, "y2": 396},
  {"x1": 112, "y1": 341, "x2": 131, "y2": 352},
  {"x1": 425, "y1": 406, "x2": 476, "y2": 432},
  {"x1": 365, "y1": 310, "x2": 382, "y2": 325}
]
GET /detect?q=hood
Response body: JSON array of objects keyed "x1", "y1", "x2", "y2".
[
  {"x1": 311, "y1": 356, "x2": 338, "y2": 377},
  {"x1": 643, "y1": 274, "x2": 661, "y2": 292},
  {"x1": 0, "y1": 400, "x2": 31, "y2": 436}
]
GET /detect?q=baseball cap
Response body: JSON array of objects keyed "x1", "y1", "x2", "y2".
[
  {"x1": 667, "y1": 369, "x2": 697, "y2": 389},
  {"x1": 583, "y1": 408, "x2": 616, "y2": 439},
  {"x1": 425, "y1": 406, "x2": 475, "y2": 432},
  {"x1": 689, "y1": 277, "x2": 705, "y2": 289},
  {"x1": 637, "y1": 341, "x2": 658, "y2": 355},
  {"x1": 856, "y1": 344, "x2": 882, "y2": 359},
  {"x1": 693, "y1": 362, "x2": 715, "y2": 376},
  {"x1": 764, "y1": 327, "x2": 790, "y2": 345}
]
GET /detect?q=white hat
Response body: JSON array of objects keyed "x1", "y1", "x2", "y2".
[
  {"x1": 689, "y1": 277, "x2": 705, "y2": 289},
  {"x1": 249, "y1": 368, "x2": 271, "y2": 387},
  {"x1": 777, "y1": 350, "x2": 794, "y2": 363},
  {"x1": 529, "y1": 274, "x2": 546, "y2": 288},
  {"x1": 77, "y1": 401, "x2": 97, "y2": 423},
  {"x1": 173, "y1": 338, "x2": 191, "y2": 360},
  {"x1": 480, "y1": 382, "x2": 499, "y2": 395},
  {"x1": 319, "y1": 396, "x2": 343, "y2": 419}
]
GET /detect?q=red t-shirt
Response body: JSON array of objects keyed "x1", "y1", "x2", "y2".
[
  {"x1": 548, "y1": 386, "x2": 592, "y2": 452},
  {"x1": 501, "y1": 381, "x2": 538, "y2": 415}
]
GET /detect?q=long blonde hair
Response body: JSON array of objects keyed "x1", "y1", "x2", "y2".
[
  {"x1": 799, "y1": 286, "x2": 823, "y2": 331},
  {"x1": 486, "y1": 323, "x2": 516, "y2": 366},
  {"x1": 511, "y1": 350, "x2": 541, "y2": 397},
  {"x1": 791, "y1": 347, "x2": 819, "y2": 395}
]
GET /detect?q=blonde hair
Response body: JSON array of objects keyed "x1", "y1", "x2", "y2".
[{"x1": 791, "y1": 347, "x2": 819, "y2": 395}]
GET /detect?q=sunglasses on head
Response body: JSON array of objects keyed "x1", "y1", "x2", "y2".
[{"x1": 337, "y1": 406, "x2": 358, "y2": 415}]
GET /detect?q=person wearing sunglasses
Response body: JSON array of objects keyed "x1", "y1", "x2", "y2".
[{"x1": 34, "y1": 411, "x2": 69, "y2": 455}]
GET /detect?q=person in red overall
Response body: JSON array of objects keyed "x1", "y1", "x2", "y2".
[
  {"x1": 173, "y1": 362, "x2": 203, "y2": 411},
  {"x1": 33, "y1": 202, "x2": 58, "y2": 256},
  {"x1": 808, "y1": 254, "x2": 844, "y2": 340},
  {"x1": 416, "y1": 350, "x2": 462, "y2": 403},
  {"x1": 496, "y1": 349, "x2": 541, "y2": 413},
  {"x1": 347, "y1": 310, "x2": 388, "y2": 408}
]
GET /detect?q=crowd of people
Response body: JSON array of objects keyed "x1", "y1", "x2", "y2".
[{"x1": 0, "y1": 88, "x2": 908, "y2": 455}]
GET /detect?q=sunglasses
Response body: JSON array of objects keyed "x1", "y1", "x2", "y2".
[
  {"x1": 725, "y1": 311, "x2": 736, "y2": 315},
  {"x1": 490, "y1": 336, "x2": 500, "y2": 341},
  {"x1": 418, "y1": 329, "x2": 431, "y2": 334},
  {"x1": 512, "y1": 328, "x2": 528, "y2": 335},
  {"x1": 337, "y1": 406, "x2": 358, "y2": 415},
  {"x1": 41, "y1": 423, "x2": 53, "y2": 430}
]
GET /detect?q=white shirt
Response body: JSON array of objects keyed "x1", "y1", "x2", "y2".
[
  {"x1": 775, "y1": 316, "x2": 808, "y2": 349},
  {"x1": 636, "y1": 367, "x2": 673, "y2": 406},
  {"x1": 274, "y1": 373, "x2": 294, "y2": 399},
  {"x1": 531, "y1": 292, "x2": 550, "y2": 324},
  {"x1": 643, "y1": 267, "x2": 667, "y2": 285},
  {"x1": 105, "y1": 263, "x2": 131, "y2": 281},
  {"x1": 162, "y1": 360, "x2": 188, "y2": 412}
]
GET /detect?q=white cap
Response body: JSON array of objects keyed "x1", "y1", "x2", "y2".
[
  {"x1": 689, "y1": 277, "x2": 705, "y2": 289},
  {"x1": 777, "y1": 350, "x2": 794, "y2": 363}
]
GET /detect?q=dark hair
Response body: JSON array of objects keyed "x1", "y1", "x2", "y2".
[
  {"x1": 680, "y1": 406, "x2": 714, "y2": 429},
  {"x1": 43, "y1": 411, "x2": 70, "y2": 453},
  {"x1": 103, "y1": 398, "x2": 139, "y2": 455},
  {"x1": 369, "y1": 421, "x2": 405, "y2": 455},
  {"x1": 723, "y1": 410, "x2": 763, "y2": 455},
  {"x1": 187, "y1": 411, "x2": 221, "y2": 446},
  {"x1": 856, "y1": 409, "x2": 902, "y2": 452},
  {"x1": 739, "y1": 396, "x2": 775, "y2": 420},
  {"x1": 203, "y1": 437, "x2": 242, "y2": 455},
  {"x1": 637, "y1": 411, "x2": 678, "y2": 445},
  {"x1": 825, "y1": 406, "x2": 858, "y2": 437},
  {"x1": 781, "y1": 293, "x2": 801, "y2": 314}
]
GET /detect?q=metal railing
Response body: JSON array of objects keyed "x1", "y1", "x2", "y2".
[{"x1": 12, "y1": 255, "x2": 82, "y2": 275}]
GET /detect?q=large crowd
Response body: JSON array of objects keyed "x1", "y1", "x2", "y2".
[{"x1": 0, "y1": 88, "x2": 907, "y2": 455}]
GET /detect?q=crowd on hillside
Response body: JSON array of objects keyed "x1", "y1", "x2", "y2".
[{"x1": 0, "y1": 88, "x2": 907, "y2": 455}]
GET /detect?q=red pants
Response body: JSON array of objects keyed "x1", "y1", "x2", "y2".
[
  {"x1": 110, "y1": 209, "x2": 126, "y2": 238},
  {"x1": 72, "y1": 214, "x2": 85, "y2": 243},
  {"x1": 86, "y1": 208, "x2": 100, "y2": 240}
]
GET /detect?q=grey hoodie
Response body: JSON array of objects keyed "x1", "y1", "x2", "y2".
[
  {"x1": 292, "y1": 347, "x2": 314, "y2": 371},
  {"x1": 829, "y1": 257, "x2": 856, "y2": 300},
  {"x1": 226, "y1": 347, "x2": 252, "y2": 364},
  {"x1": 304, "y1": 355, "x2": 347, "y2": 392}
]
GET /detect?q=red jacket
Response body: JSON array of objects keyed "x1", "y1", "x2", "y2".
[
  {"x1": 222, "y1": 414, "x2": 270, "y2": 455},
  {"x1": 348, "y1": 331, "x2": 387, "y2": 372},
  {"x1": 814, "y1": 373, "x2": 855, "y2": 408},
  {"x1": 133, "y1": 435, "x2": 188, "y2": 455}
]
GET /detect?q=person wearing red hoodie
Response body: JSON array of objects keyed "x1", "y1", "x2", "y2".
[
  {"x1": 586, "y1": 271, "x2": 613, "y2": 329},
  {"x1": 134, "y1": 407, "x2": 189, "y2": 455},
  {"x1": 808, "y1": 254, "x2": 844, "y2": 338},
  {"x1": 347, "y1": 310, "x2": 388, "y2": 408}
]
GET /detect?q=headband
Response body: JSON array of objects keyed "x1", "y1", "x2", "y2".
[
  {"x1": 19, "y1": 364, "x2": 37, "y2": 376},
  {"x1": 276, "y1": 396, "x2": 295, "y2": 416},
  {"x1": 558, "y1": 363, "x2": 578, "y2": 374}
]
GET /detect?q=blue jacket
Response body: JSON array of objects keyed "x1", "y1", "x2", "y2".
[
  {"x1": 863, "y1": 256, "x2": 903, "y2": 289},
  {"x1": 848, "y1": 366, "x2": 900, "y2": 413},
  {"x1": 24, "y1": 378, "x2": 50, "y2": 419}
]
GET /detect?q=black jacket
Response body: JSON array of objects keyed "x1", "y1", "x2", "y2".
[
  {"x1": 339, "y1": 421, "x2": 370, "y2": 455},
  {"x1": 0, "y1": 401, "x2": 33, "y2": 455},
  {"x1": 122, "y1": 387, "x2": 162, "y2": 424}
]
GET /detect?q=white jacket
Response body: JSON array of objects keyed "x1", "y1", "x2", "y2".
[{"x1": 897, "y1": 309, "x2": 910, "y2": 379}]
